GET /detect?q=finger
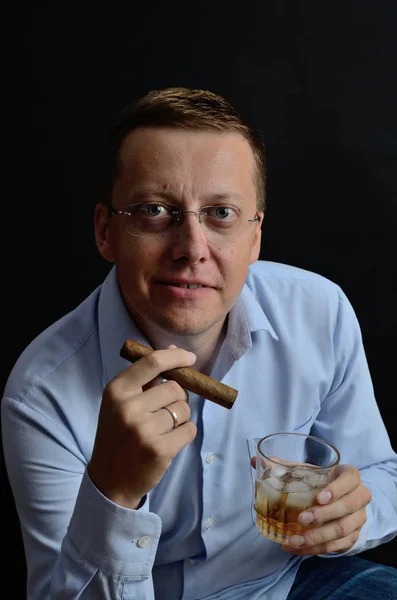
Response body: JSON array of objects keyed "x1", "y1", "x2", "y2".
[
  {"x1": 165, "y1": 346, "x2": 190, "y2": 403},
  {"x1": 283, "y1": 526, "x2": 362, "y2": 556},
  {"x1": 287, "y1": 508, "x2": 367, "y2": 551},
  {"x1": 154, "y1": 400, "x2": 191, "y2": 434},
  {"x1": 163, "y1": 419, "x2": 198, "y2": 450},
  {"x1": 315, "y1": 465, "x2": 361, "y2": 505},
  {"x1": 136, "y1": 379, "x2": 190, "y2": 414},
  {"x1": 143, "y1": 374, "x2": 165, "y2": 392},
  {"x1": 143, "y1": 345, "x2": 181, "y2": 390},
  {"x1": 116, "y1": 347, "x2": 196, "y2": 393},
  {"x1": 298, "y1": 483, "x2": 371, "y2": 527}
]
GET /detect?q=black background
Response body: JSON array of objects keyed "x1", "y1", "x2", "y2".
[{"x1": 3, "y1": 2, "x2": 397, "y2": 596}]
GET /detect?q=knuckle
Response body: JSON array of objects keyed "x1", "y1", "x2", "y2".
[
  {"x1": 184, "y1": 420, "x2": 197, "y2": 439},
  {"x1": 351, "y1": 530, "x2": 360, "y2": 544},
  {"x1": 335, "y1": 520, "x2": 349, "y2": 538},
  {"x1": 364, "y1": 486, "x2": 372, "y2": 505},
  {"x1": 343, "y1": 494, "x2": 360, "y2": 514},
  {"x1": 322, "y1": 540, "x2": 341, "y2": 554},
  {"x1": 306, "y1": 530, "x2": 322, "y2": 546},
  {"x1": 102, "y1": 383, "x2": 120, "y2": 405},
  {"x1": 165, "y1": 379, "x2": 183, "y2": 396},
  {"x1": 360, "y1": 509, "x2": 368, "y2": 526},
  {"x1": 145, "y1": 351, "x2": 162, "y2": 371}
]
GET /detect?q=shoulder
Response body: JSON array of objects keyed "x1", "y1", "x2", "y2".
[
  {"x1": 244, "y1": 261, "x2": 354, "y2": 331},
  {"x1": 247, "y1": 260, "x2": 339, "y2": 287},
  {"x1": 243, "y1": 261, "x2": 363, "y2": 365},
  {"x1": 3, "y1": 286, "x2": 102, "y2": 403},
  {"x1": 246, "y1": 260, "x2": 344, "y2": 300}
]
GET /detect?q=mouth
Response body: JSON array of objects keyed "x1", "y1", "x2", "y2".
[
  {"x1": 158, "y1": 280, "x2": 214, "y2": 289},
  {"x1": 168, "y1": 283, "x2": 205, "y2": 289},
  {"x1": 156, "y1": 280, "x2": 215, "y2": 296}
]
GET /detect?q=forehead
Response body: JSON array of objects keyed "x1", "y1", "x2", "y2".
[{"x1": 116, "y1": 127, "x2": 256, "y2": 195}]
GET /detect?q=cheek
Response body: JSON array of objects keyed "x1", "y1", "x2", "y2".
[
  {"x1": 113, "y1": 241, "x2": 151, "y2": 283},
  {"x1": 220, "y1": 239, "x2": 253, "y2": 264},
  {"x1": 116, "y1": 237, "x2": 157, "y2": 262},
  {"x1": 216, "y1": 244, "x2": 253, "y2": 284}
]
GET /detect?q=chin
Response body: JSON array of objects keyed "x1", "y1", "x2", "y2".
[{"x1": 149, "y1": 312, "x2": 222, "y2": 337}]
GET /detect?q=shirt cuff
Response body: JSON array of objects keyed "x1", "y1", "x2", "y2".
[{"x1": 67, "y1": 470, "x2": 162, "y2": 577}]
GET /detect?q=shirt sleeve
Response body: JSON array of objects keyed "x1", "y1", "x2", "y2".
[
  {"x1": 1, "y1": 396, "x2": 161, "y2": 599},
  {"x1": 310, "y1": 287, "x2": 397, "y2": 556}
]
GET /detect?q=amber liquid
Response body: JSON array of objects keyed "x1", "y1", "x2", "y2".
[
  {"x1": 255, "y1": 483, "x2": 317, "y2": 544},
  {"x1": 255, "y1": 504, "x2": 315, "y2": 543}
]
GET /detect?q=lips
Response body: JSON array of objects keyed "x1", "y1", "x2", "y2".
[
  {"x1": 155, "y1": 280, "x2": 216, "y2": 299},
  {"x1": 159, "y1": 280, "x2": 213, "y2": 289},
  {"x1": 168, "y1": 283, "x2": 204, "y2": 289}
]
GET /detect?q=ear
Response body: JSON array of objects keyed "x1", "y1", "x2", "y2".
[
  {"x1": 249, "y1": 211, "x2": 264, "y2": 265},
  {"x1": 94, "y1": 203, "x2": 115, "y2": 262}
]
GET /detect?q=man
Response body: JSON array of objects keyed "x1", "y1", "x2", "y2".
[{"x1": 2, "y1": 87, "x2": 397, "y2": 599}]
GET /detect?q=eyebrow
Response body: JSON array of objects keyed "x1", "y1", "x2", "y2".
[{"x1": 125, "y1": 190, "x2": 245, "y2": 205}]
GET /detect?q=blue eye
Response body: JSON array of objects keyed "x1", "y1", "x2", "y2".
[
  {"x1": 139, "y1": 204, "x2": 170, "y2": 218},
  {"x1": 205, "y1": 206, "x2": 238, "y2": 222}
]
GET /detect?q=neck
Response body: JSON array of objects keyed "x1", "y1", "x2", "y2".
[{"x1": 136, "y1": 318, "x2": 228, "y2": 375}]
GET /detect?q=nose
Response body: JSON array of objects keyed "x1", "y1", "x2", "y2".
[{"x1": 170, "y1": 212, "x2": 211, "y2": 264}]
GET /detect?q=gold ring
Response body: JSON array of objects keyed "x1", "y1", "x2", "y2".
[{"x1": 163, "y1": 405, "x2": 179, "y2": 429}]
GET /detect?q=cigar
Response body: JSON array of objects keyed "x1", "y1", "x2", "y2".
[{"x1": 120, "y1": 339, "x2": 238, "y2": 410}]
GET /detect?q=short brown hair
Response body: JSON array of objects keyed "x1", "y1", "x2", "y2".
[{"x1": 103, "y1": 87, "x2": 266, "y2": 211}]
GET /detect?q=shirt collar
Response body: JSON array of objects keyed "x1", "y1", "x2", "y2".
[
  {"x1": 98, "y1": 266, "x2": 279, "y2": 383},
  {"x1": 226, "y1": 283, "x2": 278, "y2": 360}
]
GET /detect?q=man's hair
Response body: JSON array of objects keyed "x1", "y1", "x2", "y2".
[{"x1": 103, "y1": 87, "x2": 267, "y2": 211}]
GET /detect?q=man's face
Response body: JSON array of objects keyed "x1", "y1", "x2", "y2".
[{"x1": 95, "y1": 127, "x2": 263, "y2": 338}]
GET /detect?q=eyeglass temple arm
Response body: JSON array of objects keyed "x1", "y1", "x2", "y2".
[{"x1": 248, "y1": 214, "x2": 261, "y2": 222}]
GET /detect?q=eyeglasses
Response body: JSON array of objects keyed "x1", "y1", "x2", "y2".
[{"x1": 110, "y1": 203, "x2": 260, "y2": 241}]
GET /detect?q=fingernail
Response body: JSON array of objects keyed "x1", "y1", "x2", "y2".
[
  {"x1": 317, "y1": 490, "x2": 332, "y2": 504},
  {"x1": 189, "y1": 352, "x2": 196, "y2": 361},
  {"x1": 299, "y1": 511, "x2": 314, "y2": 525},
  {"x1": 289, "y1": 535, "x2": 305, "y2": 548}
]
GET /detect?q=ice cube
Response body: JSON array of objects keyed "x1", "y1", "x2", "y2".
[
  {"x1": 255, "y1": 477, "x2": 283, "y2": 516},
  {"x1": 292, "y1": 466, "x2": 311, "y2": 479},
  {"x1": 303, "y1": 470, "x2": 330, "y2": 489},
  {"x1": 270, "y1": 464, "x2": 288, "y2": 478},
  {"x1": 256, "y1": 476, "x2": 284, "y2": 509},
  {"x1": 285, "y1": 480, "x2": 314, "y2": 509},
  {"x1": 255, "y1": 479, "x2": 266, "y2": 510},
  {"x1": 260, "y1": 465, "x2": 272, "y2": 480},
  {"x1": 265, "y1": 476, "x2": 285, "y2": 491}
]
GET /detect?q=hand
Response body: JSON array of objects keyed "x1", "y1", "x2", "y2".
[
  {"x1": 88, "y1": 346, "x2": 197, "y2": 509},
  {"x1": 284, "y1": 465, "x2": 372, "y2": 555}
]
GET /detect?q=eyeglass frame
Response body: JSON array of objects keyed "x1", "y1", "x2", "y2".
[{"x1": 109, "y1": 203, "x2": 261, "y2": 237}]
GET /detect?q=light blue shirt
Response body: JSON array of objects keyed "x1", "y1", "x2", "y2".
[{"x1": 2, "y1": 261, "x2": 397, "y2": 600}]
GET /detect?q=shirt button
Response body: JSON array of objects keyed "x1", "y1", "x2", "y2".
[
  {"x1": 204, "y1": 517, "x2": 213, "y2": 529},
  {"x1": 205, "y1": 453, "x2": 215, "y2": 464},
  {"x1": 137, "y1": 535, "x2": 151, "y2": 548}
]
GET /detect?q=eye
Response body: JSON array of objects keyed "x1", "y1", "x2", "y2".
[
  {"x1": 204, "y1": 206, "x2": 238, "y2": 222},
  {"x1": 138, "y1": 204, "x2": 172, "y2": 218}
]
